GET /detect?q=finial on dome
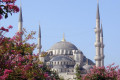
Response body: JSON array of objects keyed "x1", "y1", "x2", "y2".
[{"x1": 61, "y1": 33, "x2": 66, "y2": 42}]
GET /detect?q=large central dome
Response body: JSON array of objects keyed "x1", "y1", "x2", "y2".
[{"x1": 50, "y1": 41, "x2": 78, "y2": 50}]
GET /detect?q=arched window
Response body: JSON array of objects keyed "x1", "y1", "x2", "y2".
[
  {"x1": 60, "y1": 62, "x2": 62, "y2": 65},
  {"x1": 64, "y1": 62, "x2": 65, "y2": 65},
  {"x1": 67, "y1": 62, "x2": 68, "y2": 65}
]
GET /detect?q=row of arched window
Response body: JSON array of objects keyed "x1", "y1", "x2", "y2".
[{"x1": 50, "y1": 61, "x2": 74, "y2": 65}]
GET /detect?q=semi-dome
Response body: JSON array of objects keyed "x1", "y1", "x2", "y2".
[
  {"x1": 50, "y1": 41, "x2": 78, "y2": 50},
  {"x1": 50, "y1": 55, "x2": 73, "y2": 62}
]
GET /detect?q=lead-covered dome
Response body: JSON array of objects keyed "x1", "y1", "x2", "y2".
[{"x1": 50, "y1": 41, "x2": 78, "y2": 50}]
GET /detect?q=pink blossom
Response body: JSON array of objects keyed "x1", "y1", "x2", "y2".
[
  {"x1": 4, "y1": 69, "x2": 13, "y2": 74},
  {"x1": 0, "y1": 74, "x2": 9, "y2": 80},
  {"x1": 5, "y1": 29, "x2": 9, "y2": 32},
  {"x1": 8, "y1": 25, "x2": 13, "y2": 29},
  {"x1": 11, "y1": 50, "x2": 15, "y2": 53},
  {"x1": 44, "y1": 73, "x2": 48, "y2": 78},
  {"x1": 0, "y1": 27, "x2": 6, "y2": 31},
  {"x1": 16, "y1": 32, "x2": 20, "y2": 36},
  {"x1": 29, "y1": 63, "x2": 33, "y2": 66},
  {"x1": 18, "y1": 62, "x2": 22, "y2": 66},
  {"x1": 24, "y1": 65, "x2": 30, "y2": 71},
  {"x1": 2, "y1": 0, "x2": 16, "y2": 3},
  {"x1": 18, "y1": 56, "x2": 23, "y2": 62},
  {"x1": 9, "y1": 38, "x2": 13, "y2": 41}
]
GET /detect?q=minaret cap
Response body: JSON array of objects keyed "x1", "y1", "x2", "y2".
[
  {"x1": 39, "y1": 23, "x2": 41, "y2": 38},
  {"x1": 61, "y1": 33, "x2": 66, "y2": 42},
  {"x1": 19, "y1": 2, "x2": 23, "y2": 22},
  {"x1": 101, "y1": 22, "x2": 103, "y2": 37},
  {"x1": 96, "y1": 0, "x2": 100, "y2": 19}
]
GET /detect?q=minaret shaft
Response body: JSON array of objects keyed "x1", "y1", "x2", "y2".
[
  {"x1": 100, "y1": 37, "x2": 104, "y2": 66},
  {"x1": 100, "y1": 24, "x2": 105, "y2": 67}
]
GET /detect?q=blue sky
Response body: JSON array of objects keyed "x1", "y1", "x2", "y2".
[{"x1": 0, "y1": 0, "x2": 120, "y2": 66}]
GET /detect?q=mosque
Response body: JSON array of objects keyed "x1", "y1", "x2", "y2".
[{"x1": 18, "y1": 1, "x2": 105, "y2": 80}]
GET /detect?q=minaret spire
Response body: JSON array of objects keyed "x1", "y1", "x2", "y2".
[
  {"x1": 19, "y1": 2, "x2": 23, "y2": 22},
  {"x1": 37, "y1": 24, "x2": 42, "y2": 57},
  {"x1": 94, "y1": 0, "x2": 101, "y2": 67},
  {"x1": 100, "y1": 22, "x2": 105, "y2": 67},
  {"x1": 100, "y1": 22, "x2": 103, "y2": 37},
  {"x1": 96, "y1": 0, "x2": 100, "y2": 20},
  {"x1": 18, "y1": 2, "x2": 23, "y2": 42},
  {"x1": 39, "y1": 23, "x2": 41, "y2": 38}
]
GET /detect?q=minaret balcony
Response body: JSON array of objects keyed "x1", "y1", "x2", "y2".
[
  {"x1": 94, "y1": 56, "x2": 101, "y2": 61},
  {"x1": 94, "y1": 29, "x2": 100, "y2": 33},
  {"x1": 94, "y1": 42, "x2": 101, "y2": 47},
  {"x1": 101, "y1": 55, "x2": 105, "y2": 59}
]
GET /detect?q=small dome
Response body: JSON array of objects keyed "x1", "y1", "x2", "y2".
[
  {"x1": 83, "y1": 64, "x2": 93, "y2": 70},
  {"x1": 50, "y1": 55, "x2": 73, "y2": 62},
  {"x1": 50, "y1": 41, "x2": 78, "y2": 50}
]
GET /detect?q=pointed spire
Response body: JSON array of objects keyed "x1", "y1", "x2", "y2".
[
  {"x1": 39, "y1": 23, "x2": 41, "y2": 38},
  {"x1": 37, "y1": 23, "x2": 42, "y2": 55},
  {"x1": 61, "y1": 33, "x2": 66, "y2": 42},
  {"x1": 101, "y1": 22, "x2": 103, "y2": 37},
  {"x1": 18, "y1": 1, "x2": 23, "y2": 42},
  {"x1": 19, "y1": 2, "x2": 23, "y2": 22},
  {"x1": 96, "y1": 0, "x2": 100, "y2": 19}
]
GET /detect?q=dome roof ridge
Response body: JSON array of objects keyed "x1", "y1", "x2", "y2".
[{"x1": 50, "y1": 40, "x2": 78, "y2": 50}]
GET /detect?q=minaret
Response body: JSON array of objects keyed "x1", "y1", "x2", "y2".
[
  {"x1": 94, "y1": 0, "x2": 101, "y2": 67},
  {"x1": 37, "y1": 24, "x2": 42, "y2": 59},
  {"x1": 100, "y1": 22, "x2": 105, "y2": 67},
  {"x1": 18, "y1": 4, "x2": 23, "y2": 42}
]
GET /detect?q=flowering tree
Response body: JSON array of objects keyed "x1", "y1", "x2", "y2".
[
  {"x1": 0, "y1": 28, "x2": 60, "y2": 80},
  {"x1": 0, "y1": 0, "x2": 19, "y2": 36},
  {"x1": 81, "y1": 64, "x2": 120, "y2": 80},
  {"x1": 0, "y1": 0, "x2": 60, "y2": 80},
  {"x1": 0, "y1": 0, "x2": 19, "y2": 19}
]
